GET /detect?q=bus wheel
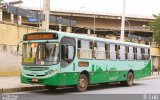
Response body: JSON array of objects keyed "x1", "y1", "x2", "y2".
[
  {"x1": 45, "y1": 85, "x2": 57, "y2": 91},
  {"x1": 120, "y1": 72, "x2": 134, "y2": 86},
  {"x1": 76, "y1": 74, "x2": 88, "y2": 92}
]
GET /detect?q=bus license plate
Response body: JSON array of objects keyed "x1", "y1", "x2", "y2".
[{"x1": 32, "y1": 78, "x2": 38, "y2": 82}]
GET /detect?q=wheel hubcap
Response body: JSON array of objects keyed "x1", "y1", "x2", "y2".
[
  {"x1": 79, "y1": 78, "x2": 86, "y2": 88},
  {"x1": 128, "y1": 75, "x2": 133, "y2": 85}
]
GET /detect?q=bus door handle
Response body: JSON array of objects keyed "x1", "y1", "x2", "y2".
[{"x1": 73, "y1": 63, "x2": 75, "y2": 71}]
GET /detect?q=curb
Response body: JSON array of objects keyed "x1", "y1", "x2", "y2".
[
  {"x1": 140, "y1": 76, "x2": 160, "y2": 80},
  {"x1": 0, "y1": 86, "x2": 46, "y2": 93}
]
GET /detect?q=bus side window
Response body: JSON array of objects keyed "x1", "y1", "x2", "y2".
[
  {"x1": 115, "y1": 45, "x2": 120, "y2": 60},
  {"x1": 120, "y1": 45, "x2": 125, "y2": 60},
  {"x1": 78, "y1": 40, "x2": 93, "y2": 59},
  {"x1": 125, "y1": 46, "x2": 129, "y2": 60},
  {"x1": 128, "y1": 46, "x2": 134, "y2": 60},
  {"x1": 78, "y1": 40, "x2": 81, "y2": 48},
  {"x1": 94, "y1": 42, "x2": 106, "y2": 59},
  {"x1": 77, "y1": 40, "x2": 81, "y2": 58},
  {"x1": 137, "y1": 47, "x2": 141, "y2": 60},
  {"x1": 148, "y1": 48, "x2": 150, "y2": 60},
  {"x1": 110, "y1": 44, "x2": 116, "y2": 60},
  {"x1": 148, "y1": 49, "x2": 150, "y2": 55},
  {"x1": 105, "y1": 44, "x2": 110, "y2": 60},
  {"x1": 141, "y1": 48, "x2": 145, "y2": 60},
  {"x1": 145, "y1": 48, "x2": 150, "y2": 60},
  {"x1": 133, "y1": 47, "x2": 137, "y2": 60}
]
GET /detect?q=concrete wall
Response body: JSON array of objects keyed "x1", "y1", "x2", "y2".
[
  {"x1": 151, "y1": 47, "x2": 160, "y2": 56},
  {"x1": 0, "y1": 22, "x2": 39, "y2": 45},
  {"x1": 0, "y1": 22, "x2": 39, "y2": 76},
  {"x1": 151, "y1": 47, "x2": 160, "y2": 70},
  {"x1": 0, "y1": 45, "x2": 21, "y2": 76}
]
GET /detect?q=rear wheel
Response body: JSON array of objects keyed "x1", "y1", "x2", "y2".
[
  {"x1": 45, "y1": 85, "x2": 57, "y2": 91},
  {"x1": 120, "y1": 72, "x2": 134, "y2": 86},
  {"x1": 76, "y1": 74, "x2": 88, "y2": 92}
]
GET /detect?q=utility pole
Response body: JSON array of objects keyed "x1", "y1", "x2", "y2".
[
  {"x1": 0, "y1": 9, "x2": 2, "y2": 21},
  {"x1": 93, "y1": 12, "x2": 95, "y2": 35},
  {"x1": 17, "y1": 0, "x2": 22, "y2": 25},
  {"x1": 120, "y1": 0, "x2": 126, "y2": 41},
  {"x1": 42, "y1": 0, "x2": 50, "y2": 31},
  {"x1": 0, "y1": 0, "x2": 3, "y2": 21}
]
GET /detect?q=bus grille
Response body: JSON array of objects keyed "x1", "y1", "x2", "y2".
[
  {"x1": 26, "y1": 74, "x2": 46, "y2": 77},
  {"x1": 23, "y1": 67, "x2": 49, "y2": 71}
]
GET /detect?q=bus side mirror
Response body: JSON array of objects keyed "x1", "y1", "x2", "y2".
[
  {"x1": 61, "y1": 45, "x2": 70, "y2": 62},
  {"x1": 17, "y1": 41, "x2": 23, "y2": 56},
  {"x1": 61, "y1": 45, "x2": 74, "y2": 63}
]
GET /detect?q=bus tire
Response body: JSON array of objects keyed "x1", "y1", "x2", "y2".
[
  {"x1": 76, "y1": 74, "x2": 88, "y2": 92},
  {"x1": 45, "y1": 85, "x2": 57, "y2": 91},
  {"x1": 120, "y1": 72, "x2": 134, "y2": 86}
]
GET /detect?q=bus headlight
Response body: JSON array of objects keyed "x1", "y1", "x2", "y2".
[
  {"x1": 45, "y1": 69, "x2": 58, "y2": 77},
  {"x1": 52, "y1": 70, "x2": 58, "y2": 76}
]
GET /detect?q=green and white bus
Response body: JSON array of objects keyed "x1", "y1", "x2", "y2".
[{"x1": 17, "y1": 30, "x2": 151, "y2": 92}]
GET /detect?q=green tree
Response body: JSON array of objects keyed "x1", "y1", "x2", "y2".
[{"x1": 149, "y1": 14, "x2": 160, "y2": 43}]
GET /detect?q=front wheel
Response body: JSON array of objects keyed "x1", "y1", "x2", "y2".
[
  {"x1": 120, "y1": 72, "x2": 134, "y2": 86},
  {"x1": 76, "y1": 74, "x2": 88, "y2": 92}
]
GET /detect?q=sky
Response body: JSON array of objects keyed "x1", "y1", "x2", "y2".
[{"x1": 3, "y1": 0, "x2": 160, "y2": 17}]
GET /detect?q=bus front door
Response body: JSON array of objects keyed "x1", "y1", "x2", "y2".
[{"x1": 60, "y1": 37, "x2": 77, "y2": 85}]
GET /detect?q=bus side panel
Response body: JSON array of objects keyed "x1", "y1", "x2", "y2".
[
  {"x1": 57, "y1": 72, "x2": 80, "y2": 86},
  {"x1": 134, "y1": 59, "x2": 152, "y2": 79},
  {"x1": 89, "y1": 59, "x2": 151, "y2": 84},
  {"x1": 89, "y1": 60, "x2": 128, "y2": 84},
  {"x1": 89, "y1": 71, "x2": 128, "y2": 84},
  {"x1": 89, "y1": 63, "x2": 107, "y2": 84}
]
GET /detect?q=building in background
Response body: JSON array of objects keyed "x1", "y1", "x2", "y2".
[{"x1": 0, "y1": 5, "x2": 159, "y2": 76}]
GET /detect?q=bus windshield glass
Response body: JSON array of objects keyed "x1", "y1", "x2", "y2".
[{"x1": 22, "y1": 42, "x2": 59, "y2": 65}]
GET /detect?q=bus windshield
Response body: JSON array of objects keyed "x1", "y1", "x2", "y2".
[{"x1": 22, "y1": 42, "x2": 59, "y2": 65}]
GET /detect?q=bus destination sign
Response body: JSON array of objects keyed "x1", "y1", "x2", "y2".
[{"x1": 24, "y1": 33, "x2": 58, "y2": 40}]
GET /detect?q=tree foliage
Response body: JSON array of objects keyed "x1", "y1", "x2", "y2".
[{"x1": 149, "y1": 14, "x2": 160, "y2": 43}]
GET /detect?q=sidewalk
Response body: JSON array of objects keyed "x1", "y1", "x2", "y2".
[
  {"x1": 0, "y1": 77, "x2": 45, "y2": 93},
  {"x1": 0, "y1": 72, "x2": 160, "y2": 93},
  {"x1": 140, "y1": 72, "x2": 160, "y2": 80}
]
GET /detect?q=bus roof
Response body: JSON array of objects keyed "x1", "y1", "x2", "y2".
[{"x1": 26, "y1": 30, "x2": 150, "y2": 48}]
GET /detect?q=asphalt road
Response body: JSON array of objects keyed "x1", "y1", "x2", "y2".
[{"x1": 10, "y1": 78, "x2": 160, "y2": 94}]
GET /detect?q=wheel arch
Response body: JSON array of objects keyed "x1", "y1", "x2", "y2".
[
  {"x1": 128, "y1": 69, "x2": 134, "y2": 77},
  {"x1": 80, "y1": 70, "x2": 90, "y2": 84}
]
